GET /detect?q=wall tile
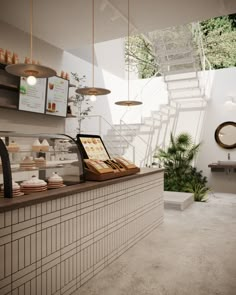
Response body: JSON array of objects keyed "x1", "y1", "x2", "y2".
[
  {"x1": 0, "y1": 213, "x2": 5, "y2": 229},
  {"x1": 30, "y1": 205, "x2": 36, "y2": 219},
  {"x1": 4, "y1": 211, "x2": 11, "y2": 227},
  {"x1": 31, "y1": 233, "x2": 36, "y2": 264},
  {"x1": 25, "y1": 207, "x2": 31, "y2": 221},
  {"x1": 36, "y1": 274, "x2": 42, "y2": 295},
  {"x1": 18, "y1": 238, "x2": 25, "y2": 270},
  {"x1": 0, "y1": 174, "x2": 164, "y2": 295},
  {"x1": 47, "y1": 269, "x2": 52, "y2": 295},
  {"x1": 0, "y1": 284, "x2": 11, "y2": 295}
]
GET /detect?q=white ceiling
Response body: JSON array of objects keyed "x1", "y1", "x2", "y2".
[{"x1": 1, "y1": 0, "x2": 236, "y2": 52}]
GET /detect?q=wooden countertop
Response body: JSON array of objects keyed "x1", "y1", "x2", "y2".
[{"x1": 0, "y1": 168, "x2": 164, "y2": 212}]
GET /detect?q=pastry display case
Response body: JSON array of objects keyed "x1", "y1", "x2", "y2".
[
  {"x1": 0, "y1": 131, "x2": 85, "y2": 198},
  {"x1": 76, "y1": 134, "x2": 140, "y2": 181}
]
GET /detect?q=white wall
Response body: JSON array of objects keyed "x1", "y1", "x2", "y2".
[
  {"x1": 1, "y1": 20, "x2": 235, "y2": 194},
  {"x1": 0, "y1": 20, "x2": 116, "y2": 135},
  {"x1": 0, "y1": 21, "x2": 65, "y2": 133},
  {"x1": 196, "y1": 67, "x2": 236, "y2": 193}
]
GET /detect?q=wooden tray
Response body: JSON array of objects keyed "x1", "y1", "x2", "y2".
[{"x1": 85, "y1": 167, "x2": 140, "y2": 181}]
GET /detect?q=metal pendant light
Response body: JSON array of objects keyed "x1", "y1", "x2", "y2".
[
  {"x1": 5, "y1": 0, "x2": 56, "y2": 82},
  {"x1": 76, "y1": 0, "x2": 111, "y2": 98},
  {"x1": 115, "y1": 0, "x2": 142, "y2": 107}
]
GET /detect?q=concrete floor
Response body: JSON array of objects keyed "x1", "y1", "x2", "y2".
[{"x1": 74, "y1": 193, "x2": 236, "y2": 295}]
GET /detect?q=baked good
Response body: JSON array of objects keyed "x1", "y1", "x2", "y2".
[
  {"x1": 47, "y1": 172, "x2": 64, "y2": 189},
  {"x1": 20, "y1": 176, "x2": 47, "y2": 194},
  {"x1": 32, "y1": 139, "x2": 42, "y2": 152},
  {"x1": 35, "y1": 157, "x2": 46, "y2": 167},
  {"x1": 7, "y1": 141, "x2": 20, "y2": 152},
  {"x1": 1, "y1": 180, "x2": 23, "y2": 197},
  {"x1": 20, "y1": 156, "x2": 36, "y2": 170},
  {"x1": 41, "y1": 139, "x2": 50, "y2": 152}
]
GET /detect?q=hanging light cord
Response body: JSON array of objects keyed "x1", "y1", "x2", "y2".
[
  {"x1": 92, "y1": 0, "x2": 95, "y2": 88},
  {"x1": 127, "y1": 0, "x2": 130, "y2": 101},
  {"x1": 30, "y1": 0, "x2": 33, "y2": 62}
]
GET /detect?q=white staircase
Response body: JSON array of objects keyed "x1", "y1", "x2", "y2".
[{"x1": 102, "y1": 23, "x2": 211, "y2": 167}]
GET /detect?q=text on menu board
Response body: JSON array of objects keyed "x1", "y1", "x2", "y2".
[
  {"x1": 46, "y1": 76, "x2": 69, "y2": 117},
  {"x1": 79, "y1": 137, "x2": 110, "y2": 161},
  {"x1": 18, "y1": 77, "x2": 47, "y2": 114}
]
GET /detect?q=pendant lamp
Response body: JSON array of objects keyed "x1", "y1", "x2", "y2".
[
  {"x1": 5, "y1": 0, "x2": 56, "y2": 84},
  {"x1": 76, "y1": 0, "x2": 111, "y2": 99},
  {"x1": 115, "y1": 0, "x2": 142, "y2": 107}
]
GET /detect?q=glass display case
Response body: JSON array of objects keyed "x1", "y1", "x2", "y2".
[{"x1": 0, "y1": 131, "x2": 85, "y2": 198}]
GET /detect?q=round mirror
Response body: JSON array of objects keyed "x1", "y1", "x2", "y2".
[{"x1": 215, "y1": 121, "x2": 236, "y2": 149}]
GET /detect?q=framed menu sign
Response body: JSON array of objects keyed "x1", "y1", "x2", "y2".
[
  {"x1": 18, "y1": 77, "x2": 47, "y2": 114},
  {"x1": 76, "y1": 134, "x2": 110, "y2": 161},
  {"x1": 46, "y1": 76, "x2": 69, "y2": 117}
]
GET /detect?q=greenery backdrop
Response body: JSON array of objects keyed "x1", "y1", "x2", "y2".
[{"x1": 126, "y1": 14, "x2": 236, "y2": 78}]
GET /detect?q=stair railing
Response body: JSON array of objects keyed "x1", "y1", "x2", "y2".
[
  {"x1": 81, "y1": 115, "x2": 136, "y2": 163},
  {"x1": 192, "y1": 22, "x2": 212, "y2": 99},
  {"x1": 119, "y1": 119, "x2": 151, "y2": 166}
]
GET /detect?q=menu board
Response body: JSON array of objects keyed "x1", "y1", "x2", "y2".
[
  {"x1": 46, "y1": 76, "x2": 68, "y2": 117},
  {"x1": 78, "y1": 136, "x2": 110, "y2": 161},
  {"x1": 18, "y1": 77, "x2": 47, "y2": 114}
]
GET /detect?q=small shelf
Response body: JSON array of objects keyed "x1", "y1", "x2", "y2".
[
  {"x1": 69, "y1": 83, "x2": 76, "y2": 88},
  {"x1": 0, "y1": 83, "x2": 18, "y2": 92},
  {"x1": 8, "y1": 160, "x2": 76, "y2": 173},
  {"x1": 8, "y1": 150, "x2": 72, "y2": 153},
  {"x1": 66, "y1": 113, "x2": 77, "y2": 118},
  {"x1": 0, "y1": 104, "x2": 18, "y2": 110}
]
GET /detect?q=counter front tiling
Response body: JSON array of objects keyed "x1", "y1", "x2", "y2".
[{"x1": 0, "y1": 168, "x2": 164, "y2": 295}]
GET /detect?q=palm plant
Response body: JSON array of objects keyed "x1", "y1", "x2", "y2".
[
  {"x1": 185, "y1": 182, "x2": 210, "y2": 202},
  {"x1": 157, "y1": 132, "x2": 208, "y2": 200}
]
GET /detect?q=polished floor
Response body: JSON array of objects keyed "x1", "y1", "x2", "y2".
[{"x1": 73, "y1": 193, "x2": 236, "y2": 295}]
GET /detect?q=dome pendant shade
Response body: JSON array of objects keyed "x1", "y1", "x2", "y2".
[
  {"x1": 115, "y1": 100, "x2": 142, "y2": 106},
  {"x1": 5, "y1": 63, "x2": 56, "y2": 78},
  {"x1": 76, "y1": 87, "x2": 111, "y2": 96}
]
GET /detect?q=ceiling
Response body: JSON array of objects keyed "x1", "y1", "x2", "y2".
[{"x1": 1, "y1": 0, "x2": 236, "y2": 52}]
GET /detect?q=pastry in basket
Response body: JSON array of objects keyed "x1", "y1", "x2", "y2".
[
  {"x1": 35, "y1": 157, "x2": 46, "y2": 167},
  {"x1": 20, "y1": 156, "x2": 36, "y2": 170},
  {"x1": 7, "y1": 141, "x2": 20, "y2": 152},
  {"x1": 1, "y1": 180, "x2": 24, "y2": 197},
  {"x1": 41, "y1": 139, "x2": 50, "y2": 152},
  {"x1": 32, "y1": 139, "x2": 42, "y2": 152},
  {"x1": 20, "y1": 175, "x2": 47, "y2": 194},
  {"x1": 47, "y1": 172, "x2": 64, "y2": 189}
]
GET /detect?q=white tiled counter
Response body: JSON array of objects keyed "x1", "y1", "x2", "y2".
[{"x1": 0, "y1": 169, "x2": 164, "y2": 295}]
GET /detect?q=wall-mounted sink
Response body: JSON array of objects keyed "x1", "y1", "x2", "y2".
[{"x1": 218, "y1": 160, "x2": 236, "y2": 166}]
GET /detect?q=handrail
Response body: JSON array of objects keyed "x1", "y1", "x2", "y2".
[
  {"x1": 192, "y1": 22, "x2": 212, "y2": 100},
  {"x1": 83, "y1": 115, "x2": 136, "y2": 162},
  {"x1": 192, "y1": 22, "x2": 211, "y2": 72},
  {"x1": 120, "y1": 120, "x2": 149, "y2": 146},
  {"x1": 120, "y1": 119, "x2": 151, "y2": 166}
]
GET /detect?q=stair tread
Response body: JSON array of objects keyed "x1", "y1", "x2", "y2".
[
  {"x1": 164, "y1": 70, "x2": 198, "y2": 79},
  {"x1": 168, "y1": 85, "x2": 200, "y2": 91},
  {"x1": 161, "y1": 58, "x2": 195, "y2": 66},
  {"x1": 156, "y1": 47, "x2": 193, "y2": 56}
]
